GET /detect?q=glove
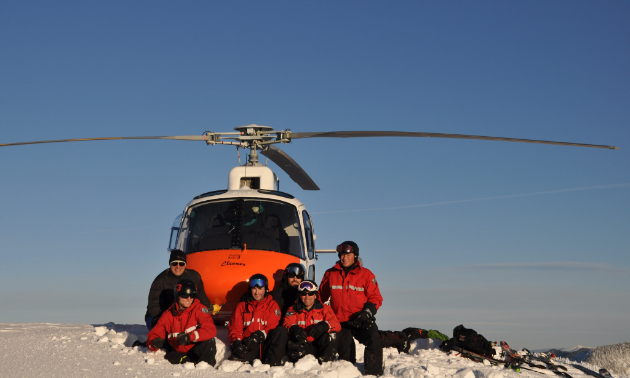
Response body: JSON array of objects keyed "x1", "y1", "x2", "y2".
[
  {"x1": 176, "y1": 332, "x2": 191, "y2": 346},
  {"x1": 289, "y1": 325, "x2": 308, "y2": 342},
  {"x1": 244, "y1": 331, "x2": 265, "y2": 351},
  {"x1": 150, "y1": 337, "x2": 164, "y2": 349},
  {"x1": 308, "y1": 321, "x2": 329, "y2": 340},
  {"x1": 287, "y1": 340, "x2": 307, "y2": 361},
  {"x1": 349, "y1": 310, "x2": 371, "y2": 328},
  {"x1": 231, "y1": 339, "x2": 248, "y2": 358}
]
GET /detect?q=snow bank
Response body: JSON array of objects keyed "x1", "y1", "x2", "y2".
[{"x1": 1, "y1": 322, "x2": 628, "y2": 378}]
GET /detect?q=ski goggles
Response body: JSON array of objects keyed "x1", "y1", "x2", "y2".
[
  {"x1": 285, "y1": 266, "x2": 304, "y2": 279},
  {"x1": 336, "y1": 244, "x2": 354, "y2": 254},
  {"x1": 249, "y1": 278, "x2": 267, "y2": 288},
  {"x1": 298, "y1": 281, "x2": 318, "y2": 292},
  {"x1": 170, "y1": 261, "x2": 186, "y2": 267}
]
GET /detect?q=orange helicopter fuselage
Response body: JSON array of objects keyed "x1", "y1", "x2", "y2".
[{"x1": 187, "y1": 248, "x2": 301, "y2": 322}]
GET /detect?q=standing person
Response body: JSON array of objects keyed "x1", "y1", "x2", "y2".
[
  {"x1": 271, "y1": 263, "x2": 305, "y2": 317},
  {"x1": 146, "y1": 279, "x2": 218, "y2": 366},
  {"x1": 145, "y1": 249, "x2": 213, "y2": 330},
  {"x1": 283, "y1": 280, "x2": 341, "y2": 363},
  {"x1": 319, "y1": 241, "x2": 384, "y2": 375},
  {"x1": 228, "y1": 274, "x2": 286, "y2": 366}
]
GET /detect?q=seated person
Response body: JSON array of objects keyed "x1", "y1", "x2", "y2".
[
  {"x1": 228, "y1": 274, "x2": 286, "y2": 366},
  {"x1": 145, "y1": 250, "x2": 213, "y2": 330},
  {"x1": 146, "y1": 279, "x2": 218, "y2": 366},
  {"x1": 283, "y1": 280, "x2": 341, "y2": 363},
  {"x1": 271, "y1": 263, "x2": 305, "y2": 318}
]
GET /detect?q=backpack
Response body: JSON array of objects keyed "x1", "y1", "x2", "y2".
[
  {"x1": 452, "y1": 324, "x2": 495, "y2": 356},
  {"x1": 379, "y1": 330, "x2": 410, "y2": 353}
]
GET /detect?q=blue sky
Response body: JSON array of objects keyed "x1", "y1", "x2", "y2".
[{"x1": 1, "y1": 1, "x2": 628, "y2": 349}]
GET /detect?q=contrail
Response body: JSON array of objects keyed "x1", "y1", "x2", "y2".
[
  {"x1": 311, "y1": 183, "x2": 630, "y2": 215},
  {"x1": 76, "y1": 226, "x2": 160, "y2": 234}
]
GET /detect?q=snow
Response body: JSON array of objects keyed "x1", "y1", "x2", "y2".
[{"x1": 0, "y1": 323, "x2": 627, "y2": 378}]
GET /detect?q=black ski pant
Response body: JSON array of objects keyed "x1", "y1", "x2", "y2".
[
  {"x1": 338, "y1": 321, "x2": 384, "y2": 376},
  {"x1": 164, "y1": 338, "x2": 217, "y2": 366},
  {"x1": 229, "y1": 326, "x2": 288, "y2": 367},
  {"x1": 287, "y1": 332, "x2": 337, "y2": 363}
]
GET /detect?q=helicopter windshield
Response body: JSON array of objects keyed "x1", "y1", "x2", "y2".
[{"x1": 185, "y1": 198, "x2": 305, "y2": 258}]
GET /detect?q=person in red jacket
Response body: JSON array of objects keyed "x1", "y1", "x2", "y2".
[
  {"x1": 283, "y1": 280, "x2": 342, "y2": 363},
  {"x1": 227, "y1": 274, "x2": 287, "y2": 366},
  {"x1": 319, "y1": 241, "x2": 384, "y2": 375},
  {"x1": 146, "y1": 279, "x2": 218, "y2": 366}
]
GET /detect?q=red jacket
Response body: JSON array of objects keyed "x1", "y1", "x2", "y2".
[
  {"x1": 228, "y1": 294, "x2": 281, "y2": 343},
  {"x1": 319, "y1": 262, "x2": 383, "y2": 323},
  {"x1": 146, "y1": 299, "x2": 217, "y2": 353},
  {"x1": 283, "y1": 300, "x2": 342, "y2": 343}
]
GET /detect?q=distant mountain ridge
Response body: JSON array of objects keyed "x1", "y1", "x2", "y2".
[{"x1": 547, "y1": 346, "x2": 593, "y2": 362}]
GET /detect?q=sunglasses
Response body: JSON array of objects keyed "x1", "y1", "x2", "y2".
[
  {"x1": 171, "y1": 262, "x2": 186, "y2": 267},
  {"x1": 299, "y1": 291, "x2": 317, "y2": 297},
  {"x1": 179, "y1": 294, "x2": 194, "y2": 299},
  {"x1": 287, "y1": 273, "x2": 304, "y2": 279}
]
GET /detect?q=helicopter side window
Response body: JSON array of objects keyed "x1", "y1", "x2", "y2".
[
  {"x1": 185, "y1": 198, "x2": 305, "y2": 259},
  {"x1": 168, "y1": 213, "x2": 183, "y2": 251},
  {"x1": 302, "y1": 211, "x2": 315, "y2": 260}
]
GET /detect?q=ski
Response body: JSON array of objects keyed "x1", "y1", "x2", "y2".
[
  {"x1": 501, "y1": 342, "x2": 573, "y2": 378},
  {"x1": 522, "y1": 348, "x2": 569, "y2": 371},
  {"x1": 449, "y1": 346, "x2": 517, "y2": 370},
  {"x1": 570, "y1": 364, "x2": 610, "y2": 378}
]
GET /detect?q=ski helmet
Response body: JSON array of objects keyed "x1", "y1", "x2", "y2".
[
  {"x1": 174, "y1": 279, "x2": 197, "y2": 298},
  {"x1": 248, "y1": 273, "x2": 269, "y2": 293},
  {"x1": 284, "y1": 263, "x2": 306, "y2": 279},
  {"x1": 336, "y1": 241, "x2": 359, "y2": 258}
]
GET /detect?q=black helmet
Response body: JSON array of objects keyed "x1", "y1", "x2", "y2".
[
  {"x1": 248, "y1": 273, "x2": 269, "y2": 293},
  {"x1": 174, "y1": 279, "x2": 197, "y2": 298},
  {"x1": 284, "y1": 263, "x2": 306, "y2": 279},
  {"x1": 336, "y1": 241, "x2": 359, "y2": 258}
]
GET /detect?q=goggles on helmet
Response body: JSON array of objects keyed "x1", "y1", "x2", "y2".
[
  {"x1": 286, "y1": 265, "x2": 304, "y2": 278},
  {"x1": 336, "y1": 244, "x2": 354, "y2": 254},
  {"x1": 298, "y1": 280, "x2": 318, "y2": 293},
  {"x1": 249, "y1": 278, "x2": 267, "y2": 288}
]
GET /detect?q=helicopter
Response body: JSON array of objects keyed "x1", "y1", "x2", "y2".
[{"x1": 0, "y1": 124, "x2": 618, "y2": 322}]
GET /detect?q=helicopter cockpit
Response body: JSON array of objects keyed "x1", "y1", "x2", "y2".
[{"x1": 185, "y1": 198, "x2": 305, "y2": 258}]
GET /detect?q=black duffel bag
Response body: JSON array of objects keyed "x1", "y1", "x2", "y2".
[{"x1": 449, "y1": 324, "x2": 495, "y2": 356}]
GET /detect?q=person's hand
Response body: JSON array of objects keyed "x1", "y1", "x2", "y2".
[
  {"x1": 349, "y1": 310, "x2": 371, "y2": 328},
  {"x1": 151, "y1": 337, "x2": 165, "y2": 349},
  {"x1": 176, "y1": 333, "x2": 191, "y2": 346},
  {"x1": 289, "y1": 325, "x2": 308, "y2": 342},
  {"x1": 231, "y1": 339, "x2": 247, "y2": 358},
  {"x1": 308, "y1": 321, "x2": 329, "y2": 340},
  {"x1": 244, "y1": 331, "x2": 265, "y2": 350}
]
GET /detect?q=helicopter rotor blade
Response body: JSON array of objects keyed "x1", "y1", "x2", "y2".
[
  {"x1": 261, "y1": 145, "x2": 320, "y2": 190},
  {"x1": 0, "y1": 135, "x2": 208, "y2": 148},
  {"x1": 289, "y1": 131, "x2": 618, "y2": 150}
]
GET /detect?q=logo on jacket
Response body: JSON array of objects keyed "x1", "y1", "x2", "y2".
[
  {"x1": 221, "y1": 261, "x2": 246, "y2": 267},
  {"x1": 275, "y1": 309, "x2": 280, "y2": 317},
  {"x1": 201, "y1": 307, "x2": 210, "y2": 313}
]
